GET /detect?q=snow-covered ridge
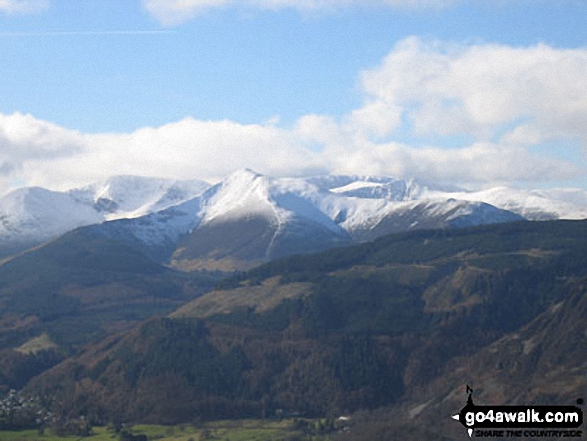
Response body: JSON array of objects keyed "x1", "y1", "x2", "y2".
[
  {"x1": 0, "y1": 176, "x2": 211, "y2": 256},
  {"x1": 0, "y1": 187, "x2": 103, "y2": 242},
  {"x1": 69, "y1": 175, "x2": 210, "y2": 220},
  {"x1": 330, "y1": 181, "x2": 385, "y2": 193},
  {"x1": 1, "y1": 170, "x2": 586, "y2": 259},
  {"x1": 423, "y1": 187, "x2": 587, "y2": 220},
  {"x1": 327, "y1": 177, "x2": 427, "y2": 201}
]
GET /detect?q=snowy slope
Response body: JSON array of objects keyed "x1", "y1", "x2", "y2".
[
  {"x1": 0, "y1": 176, "x2": 210, "y2": 258},
  {"x1": 83, "y1": 170, "x2": 585, "y2": 257},
  {"x1": 86, "y1": 170, "x2": 352, "y2": 270},
  {"x1": 200, "y1": 169, "x2": 279, "y2": 224},
  {"x1": 88, "y1": 170, "x2": 523, "y2": 270},
  {"x1": 191, "y1": 169, "x2": 347, "y2": 236},
  {"x1": 328, "y1": 178, "x2": 424, "y2": 200},
  {"x1": 424, "y1": 187, "x2": 587, "y2": 220},
  {"x1": 0, "y1": 187, "x2": 103, "y2": 256},
  {"x1": 194, "y1": 170, "x2": 468, "y2": 238},
  {"x1": 69, "y1": 175, "x2": 210, "y2": 220},
  {"x1": 157, "y1": 170, "x2": 351, "y2": 269},
  {"x1": 1, "y1": 170, "x2": 585, "y2": 266}
]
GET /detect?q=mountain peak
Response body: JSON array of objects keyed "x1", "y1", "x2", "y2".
[
  {"x1": 202, "y1": 169, "x2": 273, "y2": 224},
  {"x1": 68, "y1": 175, "x2": 210, "y2": 220},
  {"x1": 225, "y1": 168, "x2": 264, "y2": 182}
]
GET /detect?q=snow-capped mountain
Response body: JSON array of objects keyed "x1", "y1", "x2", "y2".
[
  {"x1": 2, "y1": 170, "x2": 586, "y2": 269},
  {"x1": 87, "y1": 170, "x2": 523, "y2": 271},
  {"x1": 69, "y1": 175, "x2": 210, "y2": 220},
  {"x1": 90, "y1": 170, "x2": 354, "y2": 270},
  {"x1": 0, "y1": 187, "x2": 104, "y2": 257},
  {"x1": 0, "y1": 176, "x2": 210, "y2": 258}
]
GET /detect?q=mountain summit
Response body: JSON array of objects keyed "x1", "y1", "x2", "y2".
[{"x1": 73, "y1": 170, "x2": 524, "y2": 271}]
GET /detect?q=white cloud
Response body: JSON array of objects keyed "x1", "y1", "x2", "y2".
[
  {"x1": 293, "y1": 115, "x2": 579, "y2": 187},
  {"x1": 329, "y1": 141, "x2": 578, "y2": 186},
  {"x1": 357, "y1": 37, "x2": 587, "y2": 144},
  {"x1": 1, "y1": 38, "x2": 586, "y2": 195},
  {"x1": 0, "y1": 109, "x2": 581, "y2": 197},
  {"x1": 0, "y1": 0, "x2": 47, "y2": 14},
  {"x1": 0, "y1": 112, "x2": 85, "y2": 170},
  {"x1": 143, "y1": 0, "x2": 461, "y2": 25},
  {"x1": 86, "y1": 117, "x2": 325, "y2": 181},
  {"x1": 287, "y1": 38, "x2": 587, "y2": 186},
  {"x1": 347, "y1": 101, "x2": 403, "y2": 139},
  {"x1": 143, "y1": 0, "x2": 229, "y2": 26},
  {"x1": 0, "y1": 114, "x2": 327, "y2": 195}
]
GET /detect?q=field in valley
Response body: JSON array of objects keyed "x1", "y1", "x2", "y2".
[{"x1": 0, "y1": 419, "x2": 334, "y2": 441}]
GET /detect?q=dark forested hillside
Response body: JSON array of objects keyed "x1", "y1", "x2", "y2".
[
  {"x1": 21, "y1": 220, "x2": 587, "y2": 439},
  {"x1": 0, "y1": 228, "x2": 220, "y2": 391}
]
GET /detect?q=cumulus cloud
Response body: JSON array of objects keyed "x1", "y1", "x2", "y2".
[
  {"x1": 2, "y1": 38, "x2": 586, "y2": 195},
  {"x1": 357, "y1": 37, "x2": 587, "y2": 144},
  {"x1": 0, "y1": 113, "x2": 85, "y2": 174},
  {"x1": 0, "y1": 110, "x2": 581, "y2": 197},
  {"x1": 0, "y1": 0, "x2": 48, "y2": 14},
  {"x1": 292, "y1": 115, "x2": 578, "y2": 187},
  {"x1": 81, "y1": 117, "x2": 326, "y2": 182},
  {"x1": 143, "y1": 0, "x2": 461, "y2": 25},
  {"x1": 0, "y1": 114, "x2": 327, "y2": 194},
  {"x1": 321, "y1": 140, "x2": 578, "y2": 187}
]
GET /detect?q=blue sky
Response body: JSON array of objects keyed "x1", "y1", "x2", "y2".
[{"x1": 0, "y1": 0, "x2": 586, "y2": 193}]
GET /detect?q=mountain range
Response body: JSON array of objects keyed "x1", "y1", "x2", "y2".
[{"x1": 2, "y1": 169, "x2": 586, "y2": 270}]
